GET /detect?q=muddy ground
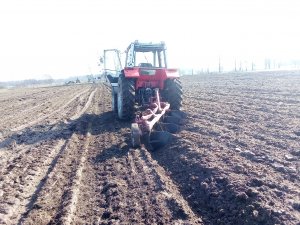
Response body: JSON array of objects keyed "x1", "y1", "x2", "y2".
[{"x1": 0, "y1": 71, "x2": 300, "y2": 225}]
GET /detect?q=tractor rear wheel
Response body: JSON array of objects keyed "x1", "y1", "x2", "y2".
[
  {"x1": 117, "y1": 74, "x2": 135, "y2": 120},
  {"x1": 111, "y1": 90, "x2": 117, "y2": 114},
  {"x1": 164, "y1": 79, "x2": 183, "y2": 110}
]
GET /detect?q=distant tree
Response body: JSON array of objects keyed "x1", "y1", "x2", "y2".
[
  {"x1": 252, "y1": 62, "x2": 255, "y2": 71},
  {"x1": 234, "y1": 59, "x2": 237, "y2": 72},
  {"x1": 264, "y1": 58, "x2": 271, "y2": 70},
  {"x1": 277, "y1": 62, "x2": 281, "y2": 69},
  {"x1": 44, "y1": 78, "x2": 54, "y2": 85},
  {"x1": 245, "y1": 60, "x2": 248, "y2": 71}
]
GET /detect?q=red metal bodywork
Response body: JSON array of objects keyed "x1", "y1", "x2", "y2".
[{"x1": 123, "y1": 67, "x2": 179, "y2": 89}]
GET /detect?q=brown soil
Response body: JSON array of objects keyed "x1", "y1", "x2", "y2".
[{"x1": 0, "y1": 71, "x2": 300, "y2": 225}]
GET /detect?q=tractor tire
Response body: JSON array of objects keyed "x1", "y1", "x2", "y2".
[
  {"x1": 111, "y1": 90, "x2": 117, "y2": 114},
  {"x1": 164, "y1": 79, "x2": 183, "y2": 110},
  {"x1": 117, "y1": 74, "x2": 135, "y2": 120}
]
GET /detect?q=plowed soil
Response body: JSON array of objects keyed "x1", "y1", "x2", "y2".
[{"x1": 0, "y1": 71, "x2": 300, "y2": 225}]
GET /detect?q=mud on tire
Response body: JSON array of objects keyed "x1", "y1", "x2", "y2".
[
  {"x1": 117, "y1": 73, "x2": 135, "y2": 120},
  {"x1": 164, "y1": 79, "x2": 183, "y2": 110}
]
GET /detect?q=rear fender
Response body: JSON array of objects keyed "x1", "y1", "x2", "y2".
[
  {"x1": 165, "y1": 69, "x2": 180, "y2": 78},
  {"x1": 124, "y1": 67, "x2": 140, "y2": 77}
]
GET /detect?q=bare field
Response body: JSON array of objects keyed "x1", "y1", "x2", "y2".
[{"x1": 0, "y1": 71, "x2": 300, "y2": 225}]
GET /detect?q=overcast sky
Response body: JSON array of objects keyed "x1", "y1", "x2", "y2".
[{"x1": 0, "y1": 0, "x2": 300, "y2": 81}]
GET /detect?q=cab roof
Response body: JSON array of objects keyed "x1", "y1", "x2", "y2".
[{"x1": 128, "y1": 41, "x2": 166, "y2": 52}]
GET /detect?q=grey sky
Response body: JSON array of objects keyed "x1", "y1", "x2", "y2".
[{"x1": 0, "y1": 0, "x2": 300, "y2": 81}]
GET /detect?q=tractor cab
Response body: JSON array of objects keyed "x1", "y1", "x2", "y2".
[{"x1": 125, "y1": 41, "x2": 167, "y2": 68}]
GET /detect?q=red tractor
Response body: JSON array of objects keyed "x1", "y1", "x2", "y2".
[{"x1": 103, "y1": 41, "x2": 184, "y2": 149}]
